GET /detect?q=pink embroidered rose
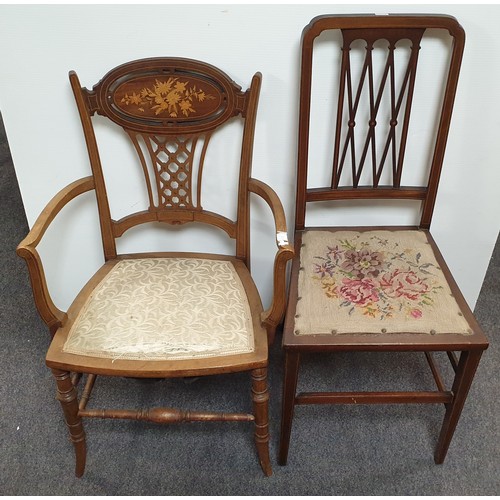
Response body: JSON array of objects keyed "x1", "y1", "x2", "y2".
[
  {"x1": 380, "y1": 269, "x2": 428, "y2": 301},
  {"x1": 341, "y1": 249, "x2": 384, "y2": 279},
  {"x1": 410, "y1": 308, "x2": 423, "y2": 319},
  {"x1": 339, "y1": 278, "x2": 379, "y2": 306}
]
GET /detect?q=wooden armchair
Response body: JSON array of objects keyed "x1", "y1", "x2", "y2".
[
  {"x1": 17, "y1": 58, "x2": 293, "y2": 477},
  {"x1": 279, "y1": 15, "x2": 488, "y2": 465}
]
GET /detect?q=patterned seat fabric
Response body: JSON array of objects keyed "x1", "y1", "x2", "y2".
[
  {"x1": 63, "y1": 258, "x2": 255, "y2": 361},
  {"x1": 295, "y1": 230, "x2": 472, "y2": 336}
]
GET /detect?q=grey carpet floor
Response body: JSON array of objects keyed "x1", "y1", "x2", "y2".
[{"x1": 0, "y1": 114, "x2": 498, "y2": 495}]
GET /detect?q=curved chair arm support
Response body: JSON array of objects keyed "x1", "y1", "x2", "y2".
[
  {"x1": 16, "y1": 176, "x2": 95, "y2": 336},
  {"x1": 248, "y1": 178, "x2": 294, "y2": 344}
]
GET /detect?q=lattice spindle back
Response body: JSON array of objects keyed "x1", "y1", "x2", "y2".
[
  {"x1": 296, "y1": 16, "x2": 465, "y2": 231},
  {"x1": 128, "y1": 132, "x2": 211, "y2": 211},
  {"x1": 332, "y1": 28, "x2": 425, "y2": 189},
  {"x1": 71, "y1": 58, "x2": 258, "y2": 260}
]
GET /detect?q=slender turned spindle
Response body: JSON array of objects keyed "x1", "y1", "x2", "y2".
[
  {"x1": 70, "y1": 372, "x2": 82, "y2": 388},
  {"x1": 251, "y1": 367, "x2": 272, "y2": 476},
  {"x1": 78, "y1": 374, "x2": 97, "y2": 411},
  {"x1": 52, "y1": 369, "x2": 86, "y2": 477},
  {"x1": 78, "y1": 407, "x2": 254, "y2": 423}
]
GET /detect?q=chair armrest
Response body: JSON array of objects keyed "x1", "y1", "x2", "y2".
[
  {"x1": 248, "y1": 178, "x2": 294, "y2": 343},
  {"x1": 16, "y1": 176, "x2": 95, "y2": 336}
]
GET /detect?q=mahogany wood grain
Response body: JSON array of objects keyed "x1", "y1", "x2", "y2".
[
  {"x1": 447, "y1": 351, "x2": 459, "y2": 372},
  {"x1": 294, "y1": 15, "x2": 465, "y2": 232},
  {"x1": 16, "y1": 176, "x2": 95, "y2": 336},
  {"x1": 295, "y1": 391, "x2": 453, "y2": 405},
  {"x1": 425, "y1": 352, "x2": 447, "y2": 393},
  {"x1": 236, "y1": 73, "x2": 262, "y2": 270},
  {"x1": 280, "y1": 14, "x2": 488, "y2": 467},
  {"x1": 70, "y1": 372, "x2": 83, "y2": 388},
  {"x1": 52, "y1": 369, "x2": 86, "y2": 477},
  {"x1": 251, "y1": 368, "x2": 272, "y2": 477},
  {"x1": 17, "y1": 58, "x2": 292, "y2": 477},
  {"x1": 78, "y1": 408, "x2": 255, "y2": 423},
  {"x1": 78, "y1": 374, "x2": 97, "y2": 411},
  {"x1": 112, "y1": 209, "x2": 237, "y2": 239},
  {"x1": 434, "y1": 349, "x2": 483, "y2": 463},
  {"x1": 70, "y1": 72, "x2": 117, "y2": 260},
  {"x1": 278, "y1": 351, "x2": 300, "y2": 466},
  {"x1": 306, "y1": 186, "x2": 427, "y2": 202},
  {"x1": 249, "y1": 178, "x2": 294, "y2": 342}
]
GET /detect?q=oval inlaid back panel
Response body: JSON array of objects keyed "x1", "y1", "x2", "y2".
[{"x1": 93, "y1": 58, "x2": 245, "y2": 134}]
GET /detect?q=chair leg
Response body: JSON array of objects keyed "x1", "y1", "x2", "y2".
[
  {"x1": 52, "y1": 369, "x2": 86, "y2": 477},
  {"x1": 266, "y1": 324, "x2": 277, "y2": 346},
  {"x1": 278, "y1": 350, "x2": 300, "y2": 466},
  {"x1": 251, "y1": 367, "x2": 272, "y2": 476},
  {"x1": 434, "y1": 349, "x2": 483, "y2": 464}
]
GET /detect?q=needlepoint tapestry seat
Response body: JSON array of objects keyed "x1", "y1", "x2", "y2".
[{"x1": 296, "y1": 229, "x2": 472, "y2": 336}]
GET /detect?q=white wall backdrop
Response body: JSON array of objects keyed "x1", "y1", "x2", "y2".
[{"x1": 1, "y1": 4, "x2": 499, "y2": 313}]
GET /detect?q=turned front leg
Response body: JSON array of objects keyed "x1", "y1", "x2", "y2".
[
  {"x1": 251, "y1": 367, "x2": 272, "y2": 476},
  {"x1": 52, "y1": 369, "x2": 86, "y2": 477}
]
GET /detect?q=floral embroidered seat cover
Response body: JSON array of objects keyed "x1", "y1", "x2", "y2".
[{"x1": 295, "y1": 230, "x2": 472, "y2": 336}]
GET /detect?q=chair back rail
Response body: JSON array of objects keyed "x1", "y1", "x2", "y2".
[
  {"x1": 294, "y1": 15, "x2": 465, "y2": 230},
  {"x1": 70, "y1": 58, "x2": 261, "y2": 267}
]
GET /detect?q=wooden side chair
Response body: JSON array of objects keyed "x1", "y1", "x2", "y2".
[
  {"x1": 17, "y1": 58, "x2": 293, "y2": 477},
  {"x1": 279, "y1": 15, "x2": 488, "y2": 465}
]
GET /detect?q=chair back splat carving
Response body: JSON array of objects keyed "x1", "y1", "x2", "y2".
[
  {"x1": 17, "y1": 58, "x2": 293, "y2": 477},
  {"x1": 70, "y1": 58, "x2": 258, "y2": 265},
  {"x1": 295, "y1": 15, "x2": 465, "y2": 231}
]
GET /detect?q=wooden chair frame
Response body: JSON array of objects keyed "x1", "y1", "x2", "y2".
[
  {"x1": 279, "y1": 15, "x2": 488, "y2": 466},
  {"x1": 17, "y1": 58, "x2": 293, "y2": 477}
]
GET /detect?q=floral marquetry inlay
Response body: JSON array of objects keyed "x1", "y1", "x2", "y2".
[{"x1": 115, "y1": 76, "x2": 219, "y2": 120}]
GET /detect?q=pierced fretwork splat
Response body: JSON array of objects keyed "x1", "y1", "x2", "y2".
[
  {"x1": 127, "y1": 131, "x2": 211, "y2": 211},
  {"x1": 332, "y1": 28, "x2": 425, "y2": 189}
]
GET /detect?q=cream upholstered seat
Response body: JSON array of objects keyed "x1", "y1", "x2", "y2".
[
  {"x1": 295, "y1": 230, "x2": 472, "y2": 337},
  {"x1": 63, "y1": 258, "x2": 255, "y2": 361}
]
